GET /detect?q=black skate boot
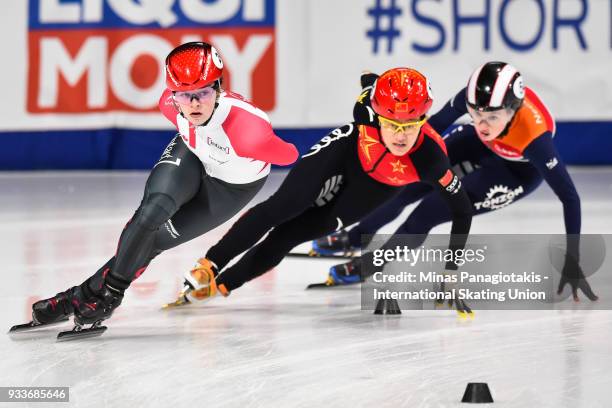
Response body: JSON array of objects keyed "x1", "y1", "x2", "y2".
[
  {"x1": 311, "y1": 229, "x2": 358, "y2": 257},
  {"x1": 32, "y1": 287, "x2": 78, "y2": 325},
  {"x1": 57, "y1": 277, "x2": 125, "y2": 341},
  {"x1": 8, "y1": 288, "x2": 76, "y2": 334}
]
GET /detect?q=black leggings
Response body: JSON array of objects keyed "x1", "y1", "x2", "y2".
[
  {"x1": 207, "y1": 124, "x2": 400, "y2": 291},
  {"x1": 86, "y1": 136, "x2": 266, "y2": 291}
]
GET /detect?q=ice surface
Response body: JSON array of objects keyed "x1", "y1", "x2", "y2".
[{"x1": 1, "y1": 169, "x2": 611, "y2": 407}]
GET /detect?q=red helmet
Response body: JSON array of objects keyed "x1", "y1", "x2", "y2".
[
  {"x1": 371, "y1": 68, "x2": 433, "y2": 121},
  {"x1": 165, "y1": 42, "x2": 224, "y2": 92}
]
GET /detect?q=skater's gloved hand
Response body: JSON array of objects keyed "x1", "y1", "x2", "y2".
[
  {"x1": 558, "y1": 254, "x2": 598, "y2": 302},
  {"x1": 435, "y1": 272, "x2": 473, "y2": 318}
]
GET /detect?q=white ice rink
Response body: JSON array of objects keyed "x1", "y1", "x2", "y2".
[{"x1": 2, "y1": 169, "x2": 612, "y2": 408}]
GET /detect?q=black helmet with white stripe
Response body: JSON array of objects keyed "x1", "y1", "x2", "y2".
[{"x1": 466, "y1": 62, "x2": 524, "y2": 112}]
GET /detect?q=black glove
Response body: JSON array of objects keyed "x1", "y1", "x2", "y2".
[
  {"x1": 557, "y1": 254, "x2": 598, "y2": 301},
  {"x1": 435, "y1": 280, "x2": 473, "y2": 317}
]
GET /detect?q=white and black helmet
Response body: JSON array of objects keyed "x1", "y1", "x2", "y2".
[{"x1": 466, "y1": 62, "x2": 524, "y2": 112}]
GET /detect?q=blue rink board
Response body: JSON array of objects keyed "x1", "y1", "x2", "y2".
[{"x1": 1, "y1": 122, "x2": 611, "y2": 170}]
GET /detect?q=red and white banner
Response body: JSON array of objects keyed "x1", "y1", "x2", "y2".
[{"x1": 0, "y1": 0, "x2": 611, "y2": 130}]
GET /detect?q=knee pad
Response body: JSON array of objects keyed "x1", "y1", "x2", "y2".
[{"x1": 136, "y1": 193, "x2": 177, "y2": 231}]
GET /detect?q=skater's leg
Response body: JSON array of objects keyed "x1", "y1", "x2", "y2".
[
  {"x1": 380, "y1": 161, "x2": 541, "y2": 256},
  {"x1": 31, "y1": 137, "x2": 203, "y2": 324},
  {"x1": 86, "y1": 175, "x2": 267, "y2": 296},
  {"x1": 216, "y1": 180, "x2": 400, "y2": 291},
  {"x1": 152, "y1": 176, "x2": 267, "y2": 252},
  {"x1": 343, "y1": 160, "x2": 544, "y2": 282},
  {"x1": 108, "y1": 137, "x2": 203, "y2": 283},
  {"x1": 347, "y1": 183, "x2": 432, "y2": 247},
  {"x1": 216, "y1": 207, "x2": 341, "y2": 291},
  {"x1": 206, "y1": 124, "x2": 355, "y2": 270}
]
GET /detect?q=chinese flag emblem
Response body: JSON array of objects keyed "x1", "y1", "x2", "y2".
[{"x1": 395, "y1": 102, "x2": 409, "y2": 112}]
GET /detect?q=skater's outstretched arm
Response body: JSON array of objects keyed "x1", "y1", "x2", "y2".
[
  {"x1": 222, "y1": 104, "x2": 298, "y2": 165},
  {"x1": 523, "y1": 133, "x2": 580, "y2": 235},
  {"x1": 522, "y1": 133, "x2": 595, "y2": 301},
  {"x1": 407, "y1": 125, "x2": 473, "y2": 269}
]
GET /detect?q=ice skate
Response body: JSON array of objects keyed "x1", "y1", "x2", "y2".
[
  {"x1": 162, "y1": 258, "x2": 228, "y2": 309},
  {"x1": 9, "y1": 280, "x2": 123, "y2": 340},
  {"x1": 56, "y1": 279, "x2": 124, "y2": 341},
  {"x1": 161, "y1": 284, "x2": 193, "y2": 309},
  {"x1": 8, "y1": 318, "x2": 70, "y2": 335},
  {"x1": 287, "y1": 250, "x2": 354, "y2": 260},
  {"x1": 306, "y1": 258, "x2": 363, "y2": 289},
  {"x1": 9, "y1": 287, "x2": 77, "y2": 334},
  {"x1": 310, "y1": 230, "x2": 358, "y2": 257}
]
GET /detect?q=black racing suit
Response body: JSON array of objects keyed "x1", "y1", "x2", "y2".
[{"x1": 207, "y1": 121, "x2": 473, "y2": 291}]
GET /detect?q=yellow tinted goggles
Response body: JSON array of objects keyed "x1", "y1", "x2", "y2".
[{"x1": 378, "y1": 115, "x2": 427, "y2": 132}]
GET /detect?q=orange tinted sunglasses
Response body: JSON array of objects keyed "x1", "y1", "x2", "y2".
[{"x1": 378, "y1": 115, "x2": 427, "y2": 132}]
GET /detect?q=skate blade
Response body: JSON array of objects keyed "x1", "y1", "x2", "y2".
[
  {"x1": 307, "y1": 249, "x2": 355, "y2": 257},
  {"x1": 288, "y1": 251, "x2": 355, "y2": 260},
  {"x1": 8, "y1": 317, "x2": 70, "y2": 334},
  {"x1": 306, "y1": 282, "x2": 334, "y2": 289},
  {"x1": 57, "y1": 325, "x2": 107, "y2": 342},
  {"x1": 305, "y1": 280, "x2": 362, "y2": 290},
  {"x1": 161, "y1": 296, "x2": 191, "y2": 310}
]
